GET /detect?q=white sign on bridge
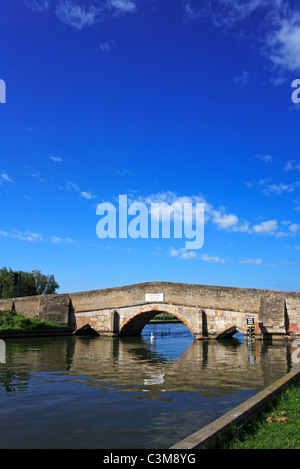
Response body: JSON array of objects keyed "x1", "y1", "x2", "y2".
[{"x1": 145, "y1": 293, "x2": 164, "y2": 302}]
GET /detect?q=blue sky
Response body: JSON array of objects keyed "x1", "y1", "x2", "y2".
[{"x1": 1, "y1": 0, "x2": 300, "y2": 293}]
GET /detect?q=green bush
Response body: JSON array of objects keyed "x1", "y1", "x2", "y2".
[
  {"x1": 151, "y1": 313, "x2": 178, "y2": 321},
  {"x1": 0, "y1": 310, "x2": 68, "y2": 331}
]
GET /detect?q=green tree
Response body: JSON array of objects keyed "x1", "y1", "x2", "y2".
[
  {"x1": 34, "y1": 270, "x2": 60, "y2": 295},
  {"x1": 0, "y1": 267, "x2": 59, "y2": 298}
]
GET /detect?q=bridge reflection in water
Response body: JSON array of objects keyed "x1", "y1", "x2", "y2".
[{"x1": 0, "y1": 323, "x2": 296, "y2": 449}]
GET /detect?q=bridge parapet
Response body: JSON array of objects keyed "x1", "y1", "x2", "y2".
[{"x1": 68, "y1": 281, "x2": 262, "y2": 314}]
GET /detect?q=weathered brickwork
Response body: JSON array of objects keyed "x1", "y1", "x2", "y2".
[
  {"x1": 0, "y1": 281, "x2": 299, "y2": 339},
  {"x1": 13, "y1": 295, "x2": 41, "y2": 318},
  {"x1": 39, "y1": 294, "x2": 70, "y2": 324}
]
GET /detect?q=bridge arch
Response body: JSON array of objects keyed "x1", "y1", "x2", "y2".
[
  {"x1": 216, "y1": 325, "x2": 247, "y2": 339},
  {"x1": 119, "y1": 304, "x2": 196, "y2": 338}
]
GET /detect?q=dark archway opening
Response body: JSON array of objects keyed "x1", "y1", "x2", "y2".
[
  {"x1": 120, "y1": 310, "x2": 160, "y2": 336},
  {"x1": 120, "y1": 310, "x2": 193, "y2": 337},
  {"x1": 217, "y1": 326, "x2": 244, "y2": 342}
]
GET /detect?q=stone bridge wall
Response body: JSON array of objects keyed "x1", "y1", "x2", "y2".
[{"x1": 0, "y1": 282, "x2": 299, "y2": 339}]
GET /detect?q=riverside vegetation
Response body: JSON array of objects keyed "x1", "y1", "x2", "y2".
[
  {"x1": 151, "y1": 313, "x2": 179, "y2": 321},
  {"x1": 0, "y1": 310, "x2": 68, "y2": 331},
  {"x1": 0, "y1": 310, "x2": 176, "y2": 332}
]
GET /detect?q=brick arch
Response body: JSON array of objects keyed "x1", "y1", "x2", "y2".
[{"x1": 119, "y1": 304, "x2": 196, "y2": 337}]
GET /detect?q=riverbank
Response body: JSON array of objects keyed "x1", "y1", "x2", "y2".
[
  {"x1": 171, "y1": 367, "x2": 300, "y2": 449},
  {"x1": 0, "y1": 310, "x2": 71, "y2": 338},
  {"x1": 209, "y1": 377, "x2": 300, "y2": 449}
]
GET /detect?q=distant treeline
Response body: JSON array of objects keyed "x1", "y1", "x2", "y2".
[
  {"x1": 151, "y1": 313, "x2": 180, "y2": 322},
  {"x1": 0, "y1": 267, "x2": 59, "y2": 299}
]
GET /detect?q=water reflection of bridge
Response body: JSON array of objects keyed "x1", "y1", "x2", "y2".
[{"x1": 3, "y1": 332, "x2": 294, "y2": 397}]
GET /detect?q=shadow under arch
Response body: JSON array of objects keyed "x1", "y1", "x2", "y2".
[
  {"x1": 216, "y1": 325, "x2": 246, "y2": 339},
  {"x1": 119, "y1": 306, "x2": 195, "y2": 338}
]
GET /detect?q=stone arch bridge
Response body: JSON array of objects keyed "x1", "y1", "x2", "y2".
[{"x1": 0, "y1": 282, "x2": 299, "y2": 339}]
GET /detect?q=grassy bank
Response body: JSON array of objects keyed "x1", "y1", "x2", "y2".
[
  {"x1": 209, "y1": 379, "x2": 300, "y2": 449},
  {"x1": 0, "y1": 310, "x2": 68, "y2": 331}
]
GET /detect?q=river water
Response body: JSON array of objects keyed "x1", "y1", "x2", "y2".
[{"x1": 0, "y1": 322, "x2": 297, "y2": 449}]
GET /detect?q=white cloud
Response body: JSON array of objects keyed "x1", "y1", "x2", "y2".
[
  {"x1": 248, "y1": 177, "x2": 300, "y2": 195},
  {"x1": 26, "y1": 0, "x2": 140, "y2": 30},
  {"x1": 234, "y1": 70, "x2": 249, "y2": 86},
  {"x1": 24, "y1": 166, "x2": 45, "y2": 182},
  {"x1": 169, "y1": 247, "x2": 197, "y2": 259},
  {"x1": 115, "y1": 169, "x2": 131, "y2": 175},
  {"x1": 0, "y1": 173, "x2": 13, "y2": 184},
  {"x1": 99, "y1": 40, "x2": 117, "y2": 53},
  {"x1": 51, "y1": 236, "x2": 73, "y2": 243},
  {"x1": 183, "y1": 1, "x2": 201, "y2": 21},
  {"x1": 131, "y1": 191, "x2": 209, "y2": 225},
  {"x1": 11, "y1": 230, "x2": 44, "y2": 242},
  {"x1": 222, "y1": 0, "x2": 269, "y2": 21},
  {"x1": 201, "y1": 254, "x2": 225, "y2": 263},
  {"x1": 184, "y1": 0, "x2": 270, "y2": 26},
  {"x1": 183, "y1": 1, "x2": 300, "y2": 76},
  {"x1": 288, "y1": 223, "x2": 300, "y2": 234},
  {"x1": 66, "y1": 181, "x2": 79, "y2": 192},
  {"x1": 56, "y1": 1, "x2": 99, "y2": 30},
  {"x1": 1, "y1": 229, "x2": 75, "y2": 244},
  {"x1": 133, "y1": 190, "x2": 300, "y2": 238},
  {"x1": 184, "y1": 0, "x2": 282, "y2": 29},
  {"x1": 26, "y1": 0, "x2": 50, "y2": 11},
  {"x1": 245, "y1": 178, "x2": 272, "y2": 189},
  {"x1": 256, "y1": 153, "x2": 272, "y2": 163},
  {"x1": 211, "y1": 210, "x2": 250, "y2": 232},
  {"x1": 24, "y1": 0, "x2": 300, "y2": 83},
  {"x1": 240, "y1": 258, "x2": 262, "y2": 265},
  {"x1": 31, "y1": 0, "x2": 138, "y2": 29},
  {"x1": 99, "y1": 42, "x2": 112, "y2": 52},
  {"x1": 212, "y1": 211, "x2": 239, "y2": 230},
  {"x1": 66, "y1": 181, "x2": 96, "y2": 200},
  {"x1": 284, "y1": 160, "x2": 300, "y2": 171},
  {"x1": 49, "y1": 155, "x2": 62, "y2": 163},
  {"x1": 109, "y1": 0, "x2": 137, "y2": 14},
  {"x1": 263, "y1": 182, "x2": 300, "y2": 195},
  {"x1": 252, "y1": 219, "x2": 278, "y2": 235},
  {"x1": 119, "y1": 190, "x2": 299, "y2": 240},
  {"x1": 80, "y1": 191, "x2": 95, "y2": 200},
  {"x1": 132, "y1": 191, "x2": 203, "y2": 206},
  {"x1": 266, "y1": 10, "x2": 300, "y2": 73}
]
